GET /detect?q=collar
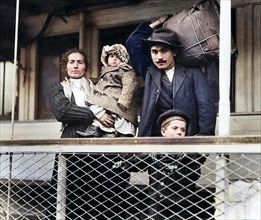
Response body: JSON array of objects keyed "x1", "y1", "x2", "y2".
[{"x1": 165, "y1": 66, "x2": 175, "y2": 82}]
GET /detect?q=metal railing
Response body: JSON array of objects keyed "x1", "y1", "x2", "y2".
[{"x1": 0, "y1": 136, "x2": 260, "y2": 220}]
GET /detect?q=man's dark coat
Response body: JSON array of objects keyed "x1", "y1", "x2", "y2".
[{"x1": 126, "y1": 22, "x2": 217, "y2": 136}]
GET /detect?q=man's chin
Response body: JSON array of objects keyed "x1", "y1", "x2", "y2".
[{"x1": 156, "y1": 65, "x2": 168, "y2": 70}]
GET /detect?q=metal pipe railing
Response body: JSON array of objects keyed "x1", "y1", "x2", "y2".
[{"x1": 216, "y1": 0, "x2": 232, "y2": 218}]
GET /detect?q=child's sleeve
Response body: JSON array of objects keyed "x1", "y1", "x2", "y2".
[{"x1": 117, "y1": 70, "x2": 138, "y2": 109}]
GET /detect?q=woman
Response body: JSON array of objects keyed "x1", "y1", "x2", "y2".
[
  {"x1": 48, "y1": 48, "x2": 114, "y2": 137},
  {"x1": 48, "y1": 48, "x2": 129, "y2": 219}
]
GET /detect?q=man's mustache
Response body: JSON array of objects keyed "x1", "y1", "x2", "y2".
[{"x1": 156, "y1": 60, "x2": 166, "y2": 64}]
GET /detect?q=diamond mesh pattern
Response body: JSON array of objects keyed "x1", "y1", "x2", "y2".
[{"x1": 0, "y1": 152, "x2": 260, "y2": 219}]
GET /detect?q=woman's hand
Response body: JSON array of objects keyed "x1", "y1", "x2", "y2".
[{"x1": 98, "y1": 113, "x2": 115, "y2": 127}]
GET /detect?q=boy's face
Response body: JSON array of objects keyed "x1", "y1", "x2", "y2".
[
  {"x1": 150, "y1": 44, "x2": 175, "y2": 70},
  {"x1": 161, "y1": 119, "x2": 186, "y2": 138},
  {"x1": 108, "y1": 53, "x2": 121, "y2": 67}
]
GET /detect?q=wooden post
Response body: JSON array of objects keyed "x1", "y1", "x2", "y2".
[
  {"x1": 56, "y1": 154, "x2": 67, "y2": 220},
  {"x1": 215, "y1": 0, "x2": 231, "y2": 219}
]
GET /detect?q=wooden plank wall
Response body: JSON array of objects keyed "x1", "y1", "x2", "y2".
[{"x1": 235, "y1": 3, "x2": 261, "y2": 113}]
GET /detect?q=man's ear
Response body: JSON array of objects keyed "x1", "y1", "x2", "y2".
[{"x1": 161, "y1": 127, "x2": 166, "y2": 137}]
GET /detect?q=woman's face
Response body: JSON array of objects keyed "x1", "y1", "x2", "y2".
[
  {"x1": 67, "y1": 52, "x2": 86, "y2": 79},
  {"x1": 107, "y1": 53, "x2": 121, "y2": 67}
]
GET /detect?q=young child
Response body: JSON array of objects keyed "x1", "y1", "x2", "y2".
[
  {"x1": 123, "y1": 109, "x2": 205, "y2": 218},
  {"x1": 157, "y1": 108, "x2": 190, "y2": 138},
  {"x1": 145, "y1": 109, "x2": 206, "y2": 219},
  {"x1": 77, "y1": 44, "x2": 139, "y2": 137}
]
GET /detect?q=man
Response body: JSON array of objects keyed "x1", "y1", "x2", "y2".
[{"x1": 126, "y1": 16, "x2": 217, "y2": 137}]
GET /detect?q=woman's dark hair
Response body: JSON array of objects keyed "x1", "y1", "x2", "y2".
[{"x1": 60, "y1": 48, "x2": 88, "y2": 78}]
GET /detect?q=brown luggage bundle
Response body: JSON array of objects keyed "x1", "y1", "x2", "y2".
[{"x1": 163, "y1": 0, "x2": 237, "y2": 67}]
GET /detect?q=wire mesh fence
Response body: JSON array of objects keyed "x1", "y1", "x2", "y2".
[{"x1": 0, "y1": 142, "x2": 260, "y2": 220}]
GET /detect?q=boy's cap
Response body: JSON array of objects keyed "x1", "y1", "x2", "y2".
[
  {"x1": 157, "y1": 109, "x2": 190, "y2": 128},
  {"x1": 142, "y1": 28, "x2": 183, "y2": 49}
]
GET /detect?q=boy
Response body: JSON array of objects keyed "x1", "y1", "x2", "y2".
[
  {"x1": 158, "y1": 108, "x2": 190, "y2": 138},
  {"x1": 147, "y1": 109, "x2": 205, "y2": 219}
]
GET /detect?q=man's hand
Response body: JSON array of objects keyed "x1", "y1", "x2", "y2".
[
  {"x1": 150, "y1": 14, "x2": 172, "y2": 29},
  {"x1": 158, "y1": 14, "x2": 172, "y2": 24}
]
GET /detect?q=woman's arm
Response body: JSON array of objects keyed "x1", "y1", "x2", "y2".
[{"x1": 48, "y1": 81, "x2": 95, "y2": 125}]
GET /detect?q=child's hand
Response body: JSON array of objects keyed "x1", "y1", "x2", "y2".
[{"x1": 98, "y1": 113, "x2": 114, "y2": 127}]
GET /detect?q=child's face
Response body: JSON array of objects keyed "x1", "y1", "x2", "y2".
[
  {"x1": 108, "y1": 53, "x2": 121, "y2": 67},
  {"x1": 161, "y1": 119, "x2": 186, "y2": 138}
]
